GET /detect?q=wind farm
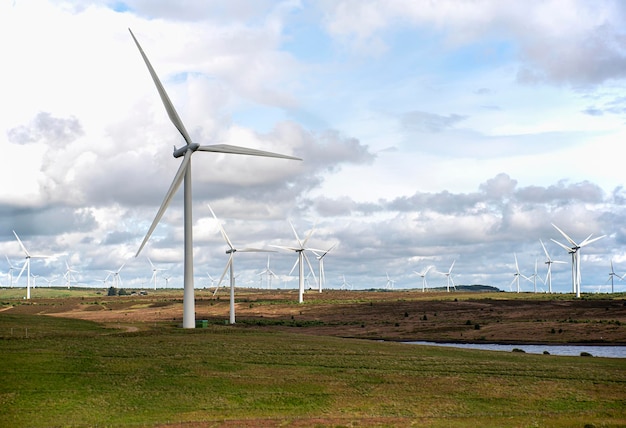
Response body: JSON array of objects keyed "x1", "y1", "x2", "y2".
[{"x1": 3, "y1": 3, "x2": 626, "y2": 425}]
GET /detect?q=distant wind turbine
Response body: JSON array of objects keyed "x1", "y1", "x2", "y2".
[
  {"x1": 106, "y1": 263, "x2": 126, "y2": 289},
  {"x1": 148, "y1": 257, "x2": 166, "y2": 290},
  {"x1": 313, "y1": 244, "x2": 335, "y2": 293},
  {"x1": 540, "y1": 240, "x2": 566, "y2": 294},
  {"x1": 510, "y1": 253, "x2": 527, "y2": 293},
  {"x1": 385, "y1": 272, "x2": 396, "y2": 290},
  {"x1": 64, "y1": 260, "x2": 80, "y2": 289},
  {"x1": 13, "y1": 231, "x2": 50, "y2": 300},
  {"x1": 128, "y1": 29, "x2": 301, "y2": 328},
  {"x1": 414, "y1": 266, "x2": 432, "y2": 292},
  {"x1": 210, "y1": 205, "x2": 274, "y2": 324},
  {"x1": 607, "y1": 260, "x2": 623, "y2": 294},
  {"x1": 551, "y1": 223, "x2": 605, "y2": 298},
  {"x1": 257, "y1": 255, "x2": 277, "y2": 290},
  {"x1": 437, "y1": 260, "x2": 456, "y2": 292},
  {"x1": 5, "y1": 255, "x2": 19, "y2": 288},
  {"x1": 272, "y1": 221, "x2": 320, "y2": 303}
]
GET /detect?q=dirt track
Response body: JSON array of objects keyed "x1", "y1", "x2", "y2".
[{"x1": 4, "y1": 289, "x2": 626, "y2": 344}]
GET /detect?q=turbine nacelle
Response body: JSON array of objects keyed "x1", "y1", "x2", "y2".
[{"x1": 173, "y1": 143, "x2": 199, "y2": 158}]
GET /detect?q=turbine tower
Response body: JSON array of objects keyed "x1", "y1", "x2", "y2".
[
  {"x1": 12, "y1": 231, "x2": 49, "y2": 300},
  {"x1": 510, "y1": 253, "x2": 525, "y2": 293},
  {"x1": 210, "y1": 205, "x2": 273, "y2": 324},
  {"x1": 551, "y1": 223, "x2": 605, "y2": 298},
  {"x1": 128, "y1": 29, "x2": 301, "y2": 328}
]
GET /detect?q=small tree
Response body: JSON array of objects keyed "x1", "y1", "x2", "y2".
[{"x1": 107, "y1": 286, "x2": 118, "y2": 296}]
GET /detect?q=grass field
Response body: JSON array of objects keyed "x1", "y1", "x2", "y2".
[{"x1": 1, "y1": 301, "x2": 625, "y2": 427}]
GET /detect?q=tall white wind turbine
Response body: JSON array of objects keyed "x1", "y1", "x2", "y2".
[
  {"x1": 210, "y1": 205, "x2": 274, "y2": 324},
  {"x1": 551, "y1": 223, "x2": 605, "y2": 298},
  {"x1": 540, "y1": 240, "x2": 566, "y2": 294},
  {"x1": 313, "y1": 244, "x2": 335, "y2": 293},
  {"x1": 128, "y1": 29, "x2": 301, "y2": 328},
  {"x1": 12, "y1": 231, "x2": 50, "y2": 300},
  {"x1": 273, "y1": 221, "x2": 319, "y2": 303},
  {"x1": 414, "y1": 266, "x2": 432, "y2": 292}
]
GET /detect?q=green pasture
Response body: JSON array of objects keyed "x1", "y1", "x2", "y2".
[{"x1": 1, "y1": 313, "x2": 625, "y2": 427}]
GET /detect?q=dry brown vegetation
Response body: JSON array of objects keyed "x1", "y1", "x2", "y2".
[{"x1": 5, "y1": 288, "x2": 626, "y2": 344}]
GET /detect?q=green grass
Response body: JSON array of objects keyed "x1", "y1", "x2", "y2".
[{"x1": 1, "y1": 313, "x2": 625, "y2": 427}]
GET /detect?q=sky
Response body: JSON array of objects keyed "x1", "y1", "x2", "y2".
[{"x1": 1, "y1": 0, "x2": 626, "y2": 294}]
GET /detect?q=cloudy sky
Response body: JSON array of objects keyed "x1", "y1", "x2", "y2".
[{"x1": 1, "y1": 0, "x2": 626, "y2": 294}]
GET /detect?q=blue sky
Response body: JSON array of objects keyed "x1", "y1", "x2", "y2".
[{"x1": 1, "y1": 0, "x2": 626, "y2": 294}]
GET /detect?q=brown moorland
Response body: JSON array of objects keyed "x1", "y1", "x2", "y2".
[{"x1": 4, "y1": 287, "x2": 625, "y2": 344}]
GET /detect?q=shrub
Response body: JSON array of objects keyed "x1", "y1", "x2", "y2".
[
  {"x1": 580, "y1": 352, "x2": 593, "y2": 357},
  {"x1": 474, "y1": 323, "x2": 481, "y2": 330},
  {"x1": 512, "y1": 348, "x2": 525, "y2": 353}
]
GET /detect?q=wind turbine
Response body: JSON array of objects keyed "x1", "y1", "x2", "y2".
[
  {"x1": 607, "y1": 260, "x2": 623, "y2": 294},
  {"x1": 5, "y1": 255, "x2": 19, "y2": 288},
  {"x1": 385, "y1": 272, "x2": 396, "y2": 290},
  {"x1": 540, "y1": 240, "x2": 566, "y2": 294},
  {"x1": 128, "y1": 29, "x2": 300, "y2": 328},
  {"x1": 438, "y1": 260, "x2": 456, "y2": 292},
  {"x1": 340, "y1": 274, "x2": 352, "y2": 290},
  {"x1": 414, "y1": 266, "x2": 432, "y2": 292},
  {"x1": 257, "y1": 255, "x2": 277, "y2": 290},
  {"x1": 106, "y1": 263, "x2": 126, "y2": 289},
  {"x1": 12, "y1": 231, "x2": 50, "y2": 300},
  {"x1": 273, "y1": 221, "x2": 320, "y2": 304},
  {"x1": 163, "y1": 275, "x2": 171, "y2": 289},
  {"x1": 509, "y1": 253, "x2": 527, "y2": 293},
  {"x1": 147, "y1": 257, "x2": 166, "y2": 290},
  {"x1": 312, "y1": 244, "x2": 335, "y2": 293},
  {"x1": 551, "y1": 223, "x2": 606, "y2": 298},
  {"x1": 64, "y1": 261, "x2": 80, "y2": 289},
  {"x1": 210, "y1": 205, "x2": 274, "y2": 324}
]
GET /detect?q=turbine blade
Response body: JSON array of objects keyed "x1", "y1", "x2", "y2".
[
  {"x1": 580, "y1": 234, "x2": 606, "y2": 247},
  {"x1": 128, "y1": 28, "x2": 193, "y2": 146},
  {"x1": 217, "y1": 256, "x2": 232, "y2": 288},
  {"x1": 288, "y1": 256, "x2": 300, "y2": 276},
  {"x1": 16, "y1": 260, "x2": 27, "y2": 284},
  {"x1": 550, "y1": 238, "x2": 573, "y2": 253},
  {"x1": 197, "y1": 144, "x2": 300, "y2": 161},
  {"x1": 303, "y1": 252, "x2": 317, "y2": 284},
  {"x1": 288, "y1": 220, "x2": 303, "y2": 248},
  {"x1": 12, "y1": 231, "x2": 30, "y2": 258},
  {"x1": 301, "y1": 221, "x2": 318, "y2": 247},
  {"x1": 551, "y1": 223, "x2": 577, "y2": 246},
  {"x1": 208, "y1": 204, "x2": 235, "y2": 250},
  {"x1": 136, "y1": 149, "x2": 191, "y2": 257}
]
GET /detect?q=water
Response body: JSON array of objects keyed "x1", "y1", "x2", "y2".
[{"x1": 405, "y1": 341, "x2": 626, "y2": 358}]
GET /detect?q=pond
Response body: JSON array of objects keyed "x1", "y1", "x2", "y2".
[{"x1": 404, "y1": 341, "x2": 626, "y2": 358}]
